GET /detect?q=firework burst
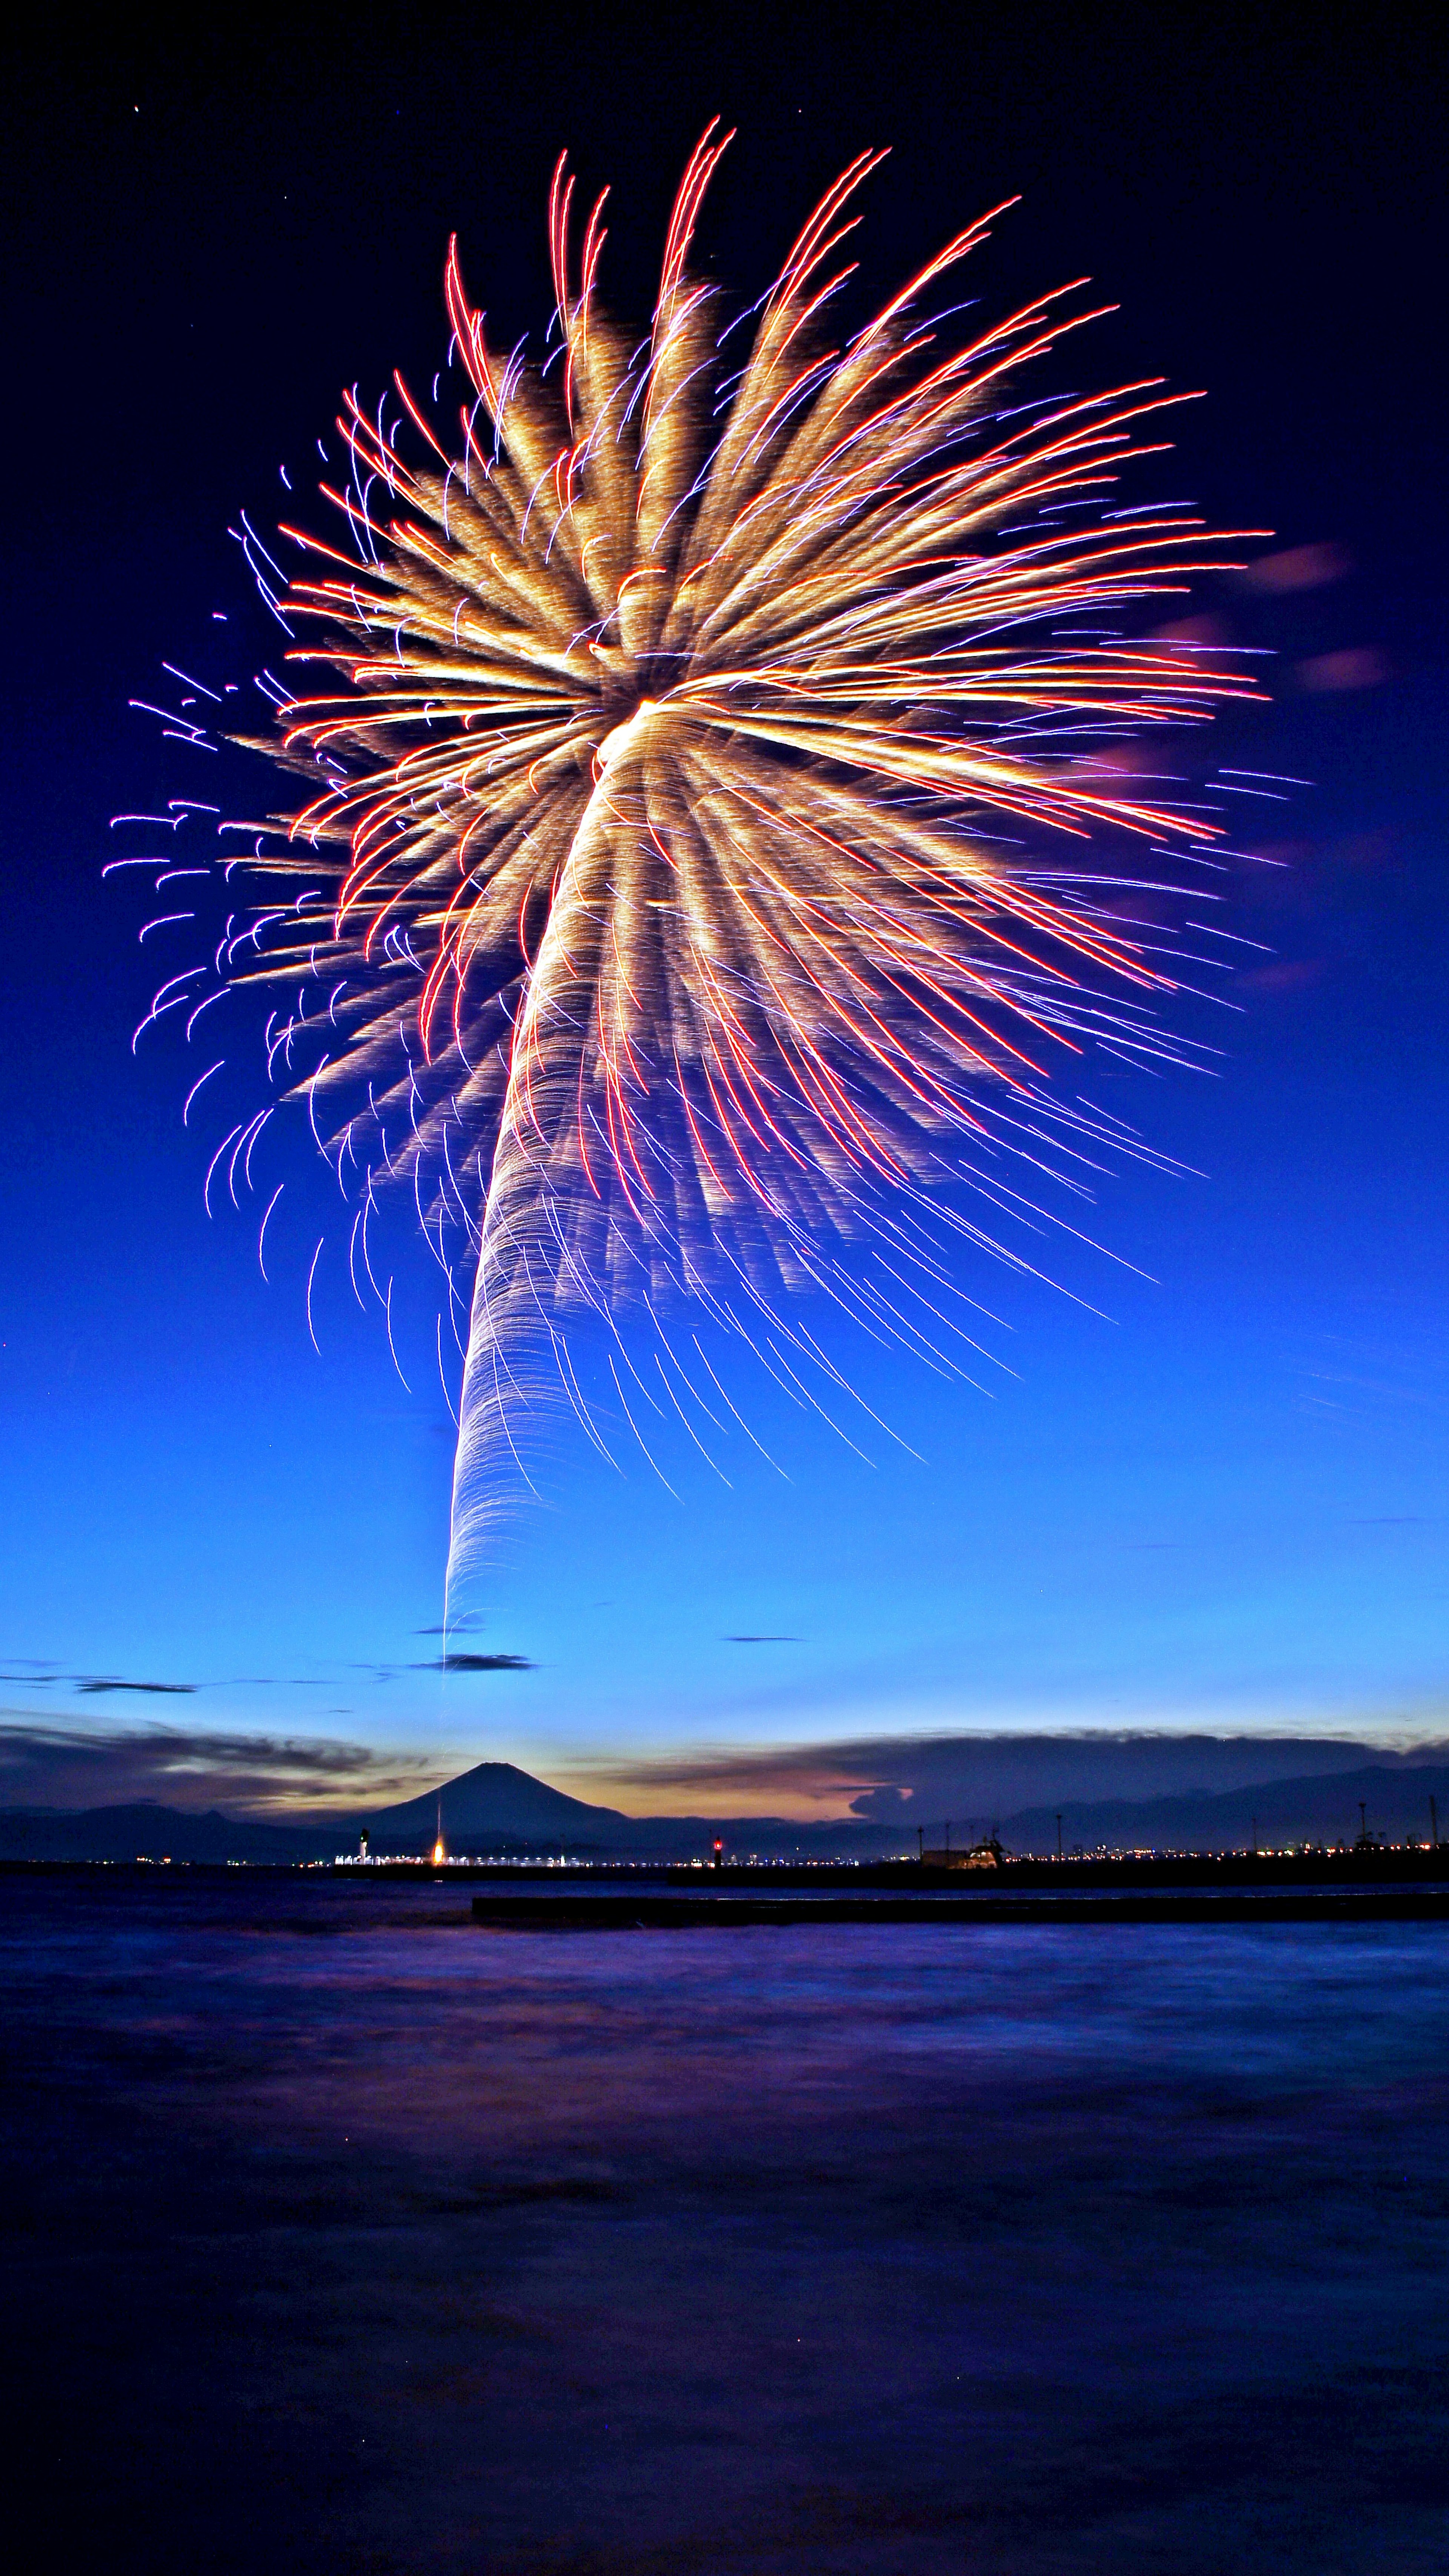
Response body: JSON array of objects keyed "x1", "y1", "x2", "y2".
[{"x1": 135, "y1": 128, "x2": 1260, "y2": 1595}]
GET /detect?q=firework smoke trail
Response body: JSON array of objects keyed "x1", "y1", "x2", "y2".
[{"x1": 140, "y1": 129, "x2": 1264, "y2": 1600}]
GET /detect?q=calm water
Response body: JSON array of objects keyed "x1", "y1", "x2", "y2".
[{"x1": 3, "y1": 1873, "x2": 1447, "y2": 2574}]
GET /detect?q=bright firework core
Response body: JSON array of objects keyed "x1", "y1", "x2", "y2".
[
  {"x1": 596, "y1": 702, "x2": 660, "y2": 769},
  {"x1": 147, "y1": 125, "x2": 1260, "y2": 1598}
]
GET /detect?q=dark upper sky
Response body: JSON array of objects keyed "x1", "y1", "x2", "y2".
[{"x1": 1, "y1": 6, "x2": 1444, "y2": 1809}]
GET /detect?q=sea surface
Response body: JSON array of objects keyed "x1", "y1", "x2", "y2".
[{"x1": 3, "y1": 1870, "x2": 1447, "y2": 2574}]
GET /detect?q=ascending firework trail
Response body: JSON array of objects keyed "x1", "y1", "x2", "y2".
[{"x1": 150, "y1": 127, "x2": 1261, "y2": 1596}]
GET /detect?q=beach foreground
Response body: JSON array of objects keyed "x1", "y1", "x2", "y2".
[{"x1": 4, "y1": 1871, "x2": 1447, "y2": 2573}]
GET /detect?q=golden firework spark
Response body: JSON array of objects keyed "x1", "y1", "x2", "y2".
[{"x1": 202, "y1": 128, "x2": 1259, "y2": 1589}]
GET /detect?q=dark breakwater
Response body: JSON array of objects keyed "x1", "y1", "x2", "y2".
[
  {"x1": 3, "y1": 1870, "x2": 1448, "y2": 2574},
  {"x1": 470, "y1": 1888, "x2": 1449, "y2": 1929}
]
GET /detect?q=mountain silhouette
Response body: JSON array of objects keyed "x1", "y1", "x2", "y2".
[{"x1": 362, "y1": 1761, "x2": 626, "y2": 1852}]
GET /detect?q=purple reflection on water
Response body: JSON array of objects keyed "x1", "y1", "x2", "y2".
[{"x1": 3, "y1": 1874, "x2": 1447, "y2": 2573}]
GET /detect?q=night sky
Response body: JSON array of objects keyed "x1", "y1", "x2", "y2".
[{"x1": 2, "y1": 8, "x2": 1444, "y2": 1817}]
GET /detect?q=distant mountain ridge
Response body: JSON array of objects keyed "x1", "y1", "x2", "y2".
[
  {"x1": 1002, "y1": 1763, "x2": 1449, "y2": 1856},
  {"x1": 3, "y1": 1757, "x2": 1447, "y2": 1864},
  {"x1": 0, "y1": 1802, "x2": 334, "y2": 1864}
]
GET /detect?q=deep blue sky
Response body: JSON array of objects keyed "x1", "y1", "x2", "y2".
[{"x1": 1, "y1": 7, "x2": 1444, "y2": 1813}]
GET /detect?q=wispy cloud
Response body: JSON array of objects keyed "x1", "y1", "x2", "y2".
[
  {"x1": 414, "y1": 1652, "x2": 534, "y2": 1674},
  {"x1": 0, "y1": 1668, "x2": 198, "y2": 1695},
  {"x1": 560, "y1": 1727, "x2": 1449, "y2": 1822},
  {"x1": 76, "y1": 1678, "x2": 198, "y2": 1696},
  {"x1": 2, "y1": 1664, "x2": 329, "y2": 1694},
  {"x1": 0, "y1": 1721, "x2": 438, "y2": 1817}
]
